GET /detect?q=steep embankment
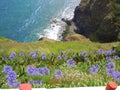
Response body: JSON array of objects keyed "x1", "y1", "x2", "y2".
[{"x1": 73, "y1": 0, "x2": 120, "y2": 42}]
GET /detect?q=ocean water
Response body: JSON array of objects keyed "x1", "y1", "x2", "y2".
[{"x1": 0, "y1": 0, "x2": 80, "y2": 42}]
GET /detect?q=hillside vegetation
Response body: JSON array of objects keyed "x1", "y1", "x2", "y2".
[{"x1": 0, "y1": 37, "x2": 120, "y2": 88}]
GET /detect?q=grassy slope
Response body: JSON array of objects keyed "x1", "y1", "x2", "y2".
[
  {"x1": 0, "y1": 37, "x2": 119, "y2": 55},
  {"x1": 0, "y1": 37, "x2": 120, "y2": 88}
]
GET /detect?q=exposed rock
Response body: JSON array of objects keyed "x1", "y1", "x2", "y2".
[
  {"x1": 51, "y1": 18, "x2": 57, "y2": 23},
  {"x1": 63, "y1": 34, "x2": 90, "y2": 42},
  {"x1": 73, "y1": 0, "x2": 120, "y2": 42},
  {"x1": 61, "y1": 18, "x2": 72, "y2": 25},
  {"x1": 39, "y1": 37, "x2": 56, "y2": 42}
]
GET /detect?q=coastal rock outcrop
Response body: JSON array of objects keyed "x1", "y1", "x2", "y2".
[{"x1": 73, "y1": 0, "x2": 120, "y2": 42}]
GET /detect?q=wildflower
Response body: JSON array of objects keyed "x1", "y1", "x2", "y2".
[
  {"x1": 41, "y1": 53, "x2": 46, "y2": 60},
  {"x1": 28, "y1": 80, "x2": 34, "y2": 85},
  {"x1": 111, "y1": 50, "x2": 116, "y2": 54},
  {"x1": 56, "y1": 55, "x2": 62, "y2": 60},
  {"x1": 106, "y1": 56, "x2": 111, "y2": 61},
  {"x1": 66, "y1": 59, "x2": 76, "y2": 67},
  {"x1": 104, "y1": 50, "x2": 112, "y2": 55},
  {"x1": 97, "y1": 49, "x2": 102, "y2": 54},
  {"x1": 73, "y1": 53, "x2": 77, "y2": 57},
  {"x1": 30, "y1": 52, "x2": 38, "y2": 58},
  {"x1": 54, "y1": 70, "x2": 63, "y2": 79},
  {"x1": 27, "y1": 66, "x2": 37, "y2": 75},
  {"x1": 107, "y1": 62, "x2": 115, "y2": 70},
  {"x1": 44, "y1": 67, "x2": 50, "y2": 75},
  {"x1": 113, "y1": 55, "x2": 119, "y2": 60},
  {"x1": 7, "y1": 78, "x2": 17, "y2": 87},
  {"x1": 12, "y1": 82, "x2": 21, "y2": 88},
  {"x1": 19, "y1": 52, "x2": 24, "y2": 57},
  {"x1": 84, "y1": 57, "x2": 89, "y2": 61},
  {"x1": 81, "y1": 51, "x2": 87, "y2": 57},
  {"x1": 9, "y1": 52, "x2": 16, "y2": 60},
  {"x1": 38, "y1": 67, "x2": 49, "y2": 76},
  {"x1": 6, "y1": 71, "x2": 17, "y2": 79},
  {"x1": 89, "y1": 65, "x2": 99, "y2": 74},
  {"x1": 36, "y1": 80, "x2": 42, "y2": 86},
  {"x1": 113, "y1": 72, "x2": 120, "y2": 82},
  {"x1": 106, "y1": 69, "x2": 116, "y2": 76},
  {"x1": 61, "y1": 54, "x2": 66, "y2": 58},
  {"x1": 3, "y1": 66, "x2": 13, "y2": 74}
]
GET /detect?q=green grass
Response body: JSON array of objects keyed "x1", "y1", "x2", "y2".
[{"x1": 0, "y1": 37, "x2": 120, "y2": 89}]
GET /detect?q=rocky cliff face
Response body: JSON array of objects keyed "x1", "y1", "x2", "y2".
[{"x1": 73, "y1": 0, "x2": 120, "y2": 42}]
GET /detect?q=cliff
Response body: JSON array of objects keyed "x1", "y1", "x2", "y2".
[{"x1": 73, "y1": 0, "x2": 120, "y2": 42}]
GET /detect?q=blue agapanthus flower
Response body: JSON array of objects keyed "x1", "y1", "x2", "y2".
[
  {"x1": 27, "y1": 66, "x2": 37, "y2": 75},
  {"x1": 56, "y1": 55, "x2": 62, "y2": 60},
  {"x1": 106, "y1": 56, "x2": 111, "y2": 61},
  {"x1": 9, "y1": 52, "x2": 16, "y2": 60},
  {"x1": 61, "y1": 54, "x2": 66, "y2": 58},
  {"x1": 106, "y1": 69, "x2": 116, "y2": 76},
  {"x1": 104, "y1": 50, "x2": 112, "y2": 55},
  {"x1": 84, "y1": 57, "x2": 89, "y2": 61},
  {"x1": 113, "y1": 55, "x2": 119, "y2": 60},
  {"x1": 73, "y1": 53, "x2": 77, "y2": 57},
  {"x1": 66, "y1": 59, "x2": 76, "y2": 67},
  {"x1": 36, "y1": 80, "x2": 42, "y2": 86},
  {"x1": 3, "y1": 66, "x2": 13, "y2": 74},
  {"x1": 89, "y1": 65, "x2": 99, "y2": 74},
  {"x1": 41, "y1": 53, "x2": 46, "y2": 60},
  {"x1": 54, "y1": 70, "x2": 63, "y2": 79},
  {"x1": 19, "y1": 52, "x2": 24, "y2": 57},
  {"x1": 29, "y1": 52, "x2": 38, "y2": 58},
  {"x1": 38, "y1": 67, "x2": 50, "y2": 76},
  {"x1": 113, "y1": 72, "x2": 120, "y2": 82},
  {"x1": 6, "y1": 71, "x2": 17, "y2": 79},
  {"x1": 28, "y1": 80, "x2": 34, "y2": 85},
  {"x1": 81, "y1": 51, "x2": 87, "y2": 57},
  {"x1": 97, "y1": 49, "x2": 103, "y2": 54},
  {"x1": 107, "y1": 62, "x2": 115, "y2": 70},
  {"x1": 7, "y1": 78, "x2": 17, "y2": 87}
]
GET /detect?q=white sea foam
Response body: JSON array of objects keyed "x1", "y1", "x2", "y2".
[{"x1": 38, "y1": 0, "x2": 80, "y2": 41}]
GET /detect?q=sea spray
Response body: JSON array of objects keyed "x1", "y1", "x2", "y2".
[{"x1": 38, "y1": 0, "x2": 80, "y2": 41}]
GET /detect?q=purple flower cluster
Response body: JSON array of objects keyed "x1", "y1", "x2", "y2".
[
  {"x1": 27, "y1": 66, "x2": 50, "y2": 76},
  {"x1": 106, "y1": 62, "x2": 116, "y2": 76},
  {"x1": 106, "y1": 62, "x2": 120, "y2": 82},
  {"x1": 104, "y1": 50, "x2": 112, "y2": 55},
  {"x1": 54, "y1": 70, "x2": 63, "y2": 79},
  {"x1": 113, "y1": 72, "x2": 120, "y2": 82},
  {"x1": 66, "y1": 59, "x2": 76, "y2": 67},
  {"x1": 28, "y1": 80, "x2": 42, "y2": 86},
  {"x1": 113, "y1": 55, "x2": 119, "y2": 60},
  {"x1": 29, "y1": 52, "x2": 38, "y2": 58},
  {"x1": 19, "y1": 52, "x2": 24, "y2": 57},
  {"x1": 3, "y1": 66, "x2": 20, "y2": 88},
  {"x1": 41, "y1": 53, "x2": 46, "y2": 60},
  {"x1": 84, "y1": 57, "x2": 89, "y2": 61},
  {"x1": 97, "y1": 49, "x2": 103, "y2": 54},
  {"x1": 9, "y1": 52, "x2": 16, "y2": 60},
  {"x1": 81, "y1": 51, "x2": 87, "y2": 57},
  {"x1": 38, "y1": 67, "x2": 50, "y2": 76},
  {"x1": 106, "y1": 56, "x2": 111, "y2": 61},
  {"x1": 89, "y1": 64, "x2": 100, "y2": 74}
]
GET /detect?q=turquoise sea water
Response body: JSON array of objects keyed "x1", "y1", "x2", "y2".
[{"x1": 0, "y1": 0, "x2": 80, "y2": 42}]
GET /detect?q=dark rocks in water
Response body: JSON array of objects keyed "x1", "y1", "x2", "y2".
[
  {"x1": 73, "y1": 0, "x2": 120, "y2": 42},
  {"x1": 61, "y1": 18, "x2": 72, "y2": 25}
]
